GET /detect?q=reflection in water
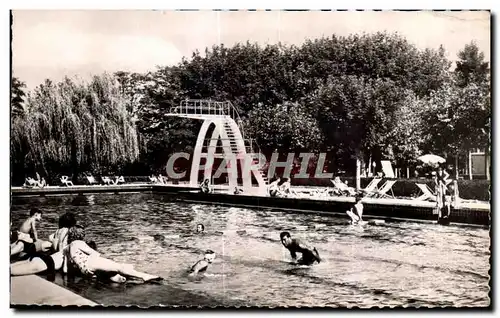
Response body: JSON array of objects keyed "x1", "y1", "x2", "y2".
[{"x1": 11, "y1": 193, "x2": 490, "y2": 307}]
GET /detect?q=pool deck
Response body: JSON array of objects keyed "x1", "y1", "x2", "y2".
[
  {"x1": 10, "y1": 275, "x2": 96, "y2": 307},
  {"x1": 11, "y1": 183, "x2": 490, "y2": 226}
]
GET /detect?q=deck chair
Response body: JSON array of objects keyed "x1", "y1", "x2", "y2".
[
  {"x1": 113, "y1": 176, "x2": 125, "y2": 185},
  {"x1": 149, "y1": 176, "x2": 159, "y2": 183},
  {"x1": 60, "y1": 176, "x2": 74, "y2": 187},
  {"x1": 86, "y1": 176, "x2": 98, "y2": 186},
  {"x1": 381, "y1": 160, "x2": 395, "y2": 178},
  {"x1": 414, "y1": 183, "x2": 437, "y2": 201},
  {"x1": 23, "y1": 177, "x2": 44, "y2": 188},
  {"x1": 23, "y1": 177, "x2": 37, "y2": 188},
  {"x1": 374, "y1": 180, "x2": 396, "y2": 198},
  {"x1": 359, "y1": 178, "x2": 382, "y2": 195},
  {"x1": 101, "y1": 176, "x2": 114, "y2": 185},
  {"x1": 365, "y1": 180, "x2": 396, "y2": 198}
]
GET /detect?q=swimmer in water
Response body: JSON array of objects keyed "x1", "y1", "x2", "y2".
[
  {"x1": 196, "y1": 223, "x2": 205, "y2": 233},
  {"x1": 188, "y1": 250, "x2": 215, "y2": 276},
  {"x1": 280, "y1": 232, "x2": 321, "y2": 266}
]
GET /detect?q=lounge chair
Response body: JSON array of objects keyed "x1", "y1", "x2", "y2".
[
  {"x1": 60, "y1": 176, "x2": 74, "y2": 187},
  {"x1": 158, "y1": 175, "x2": 169, "y2": 184},
  {"x1": 86, "y1": 175, "x2": 98, "y2": 186},
  {"x1": 23, "y1": 177, "x2": 36, "y2": 188},
  {"x1": 359, "y1": 178, "x2": 383, "y2": 195},
  {"x1": 369, "y1": 180, "x2": 396, "y2": 198},
  {"x1": 113, "y1": 176, "x2": 125, "y2": 185},
  {"x1": 414, "y1": 183, "x2": 437, "y2": 201},
  {"x1": 23, "y1": 177, "x2": 44, "y2": 188},
  {"x1": 101, "y1": 176, "x2": 114, "y2": 185},
  {"x1": 149, "y1": 176, "x2": 159, "y2": 183},
  {"x1": 380, "y1": 160, "x2": 395, "y2": 178},
  {"x1": 330, "y1": 179, "x2": 356, "y2": 196}
]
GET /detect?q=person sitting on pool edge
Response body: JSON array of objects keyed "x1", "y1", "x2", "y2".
[
  {"x1": 19, "y1": 207, "x2": 43, "y2": 242},
  {"x1": 268, "y1": 177, "x2": 281, "y2": 197},
  {"x1": 48, "y1": 212, "x2": 77, "y2": 253},
  {"x1": 188, "y1": 250, "x2": 216, "y2": 277},
  {"x1": 18, "y1": 208, "x2": 53, "y2": 254},
  {"x1": 280, "y1": 232, "x2": 321, "y2": 266},
  {"x1": 200, "y1": 179, "x2": 211, "y2": 194},
  {"x1": 346, "y1": 195, "x2": 364, "y2": 225}
]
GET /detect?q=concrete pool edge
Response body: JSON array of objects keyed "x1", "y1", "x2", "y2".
[
  {"x1": 10, "y1": 275, "x2": 97, "y2": 307},
  {"x1": 11, "y1": 184, "x2": 491, "y2": 226}
]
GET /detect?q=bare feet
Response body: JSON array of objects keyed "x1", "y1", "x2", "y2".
[{"x1": 110, "y1": 274, "x2": 127, "y2": 283}]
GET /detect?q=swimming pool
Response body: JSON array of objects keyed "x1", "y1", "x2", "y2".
[{"x1": 10, "y1": 193, "x2": 491, "y2": 307}]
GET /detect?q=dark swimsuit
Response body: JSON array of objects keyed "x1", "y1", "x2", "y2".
[
  {"x1": 290, "y1": 240, "x2": 320, "y2": 265},
  {"x1": 28, "y1": 253, "x2": 56, "y2": 281}
]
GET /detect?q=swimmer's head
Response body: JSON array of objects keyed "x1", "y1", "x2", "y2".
[
  {"x1": 58, "y1": 212, "x2": 77, "y2": 229},
  {"x1": 204, "y1": 249, "x2": 216, "y2": 263},
  {"x1": 196, "y1": 224, "x2": 205, "y2": 233},
  {"x1": 68, "y1": 226, "x2": 85, "y2": 244},
  {"x1": 280, "y1": 231, "x2": 292, "y2": 247},
  {"x1": 30, "y1": 207, "x2": 42, "y2": 220}
]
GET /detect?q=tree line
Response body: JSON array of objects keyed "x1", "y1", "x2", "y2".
[{"x1": 10, "y1": 32, "x2": 490, "y2": 185}]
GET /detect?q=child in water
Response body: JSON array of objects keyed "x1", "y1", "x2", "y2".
[
  {"x1": 188, "y1": 250, "x2": 216, "y2": 277},
  {"x1": 346, "y1": 195, "x2": 364, "y2": 225}
]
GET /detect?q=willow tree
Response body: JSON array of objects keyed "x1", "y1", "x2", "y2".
[{"x1": 11, "y1": 74, "x2": 140, "y2": 184}]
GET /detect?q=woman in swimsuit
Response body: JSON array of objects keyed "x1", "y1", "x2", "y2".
[
  {"x1": 10, "y1": 249, "x2": 63, "y2": 282},
  {"x1": 64, "y1": 226, "x2": 162, "y2": 283},
  {"x1": 49, "y1": 212, "x2": 77, "y2": 253},
  {"x1": 10, "y1": 240, "x2": 126, "y2": 283}
]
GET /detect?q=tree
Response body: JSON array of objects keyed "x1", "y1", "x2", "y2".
[
  {"x1": 388, "y1": 91, "x2": 428, "y2": 170},
  {"x1": 245, "y1": 101, "x2": 323, "y2": 154},
  {"x1": 454, "y1": 42, "x2": 490, "y2": 88},
  {"x1": 10, "y1": 74, "x2": 140, "y2": 184},
  {"x1": 11, "y1": 77, "x2": 27, "y2": 118},
  {"x1": 422, "y1": 78, "x2": 490, "y2": 179},
  {"x1": 303, "y1": 75, "x2": 411, "y2": 174}
]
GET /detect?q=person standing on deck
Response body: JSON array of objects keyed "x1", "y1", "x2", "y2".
[
  {"x1": 436, "y1": 165, "x2": 450, "y2": 195},
  {"x1": 433, "y1": 171, "x2": 450, "y2": 221}
]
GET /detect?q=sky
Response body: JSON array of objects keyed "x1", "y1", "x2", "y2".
[{"x1": 11, "y1": 10, "x2": 491, "y2": 90}]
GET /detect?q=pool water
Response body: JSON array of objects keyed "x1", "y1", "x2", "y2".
[{"x1": 10, "y1": 193, "x2": 491, "y2": 307}]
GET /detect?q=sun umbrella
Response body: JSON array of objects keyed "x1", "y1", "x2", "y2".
[{"x1": 417, "y1": 154, "x2": 446, "y2": 166}]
